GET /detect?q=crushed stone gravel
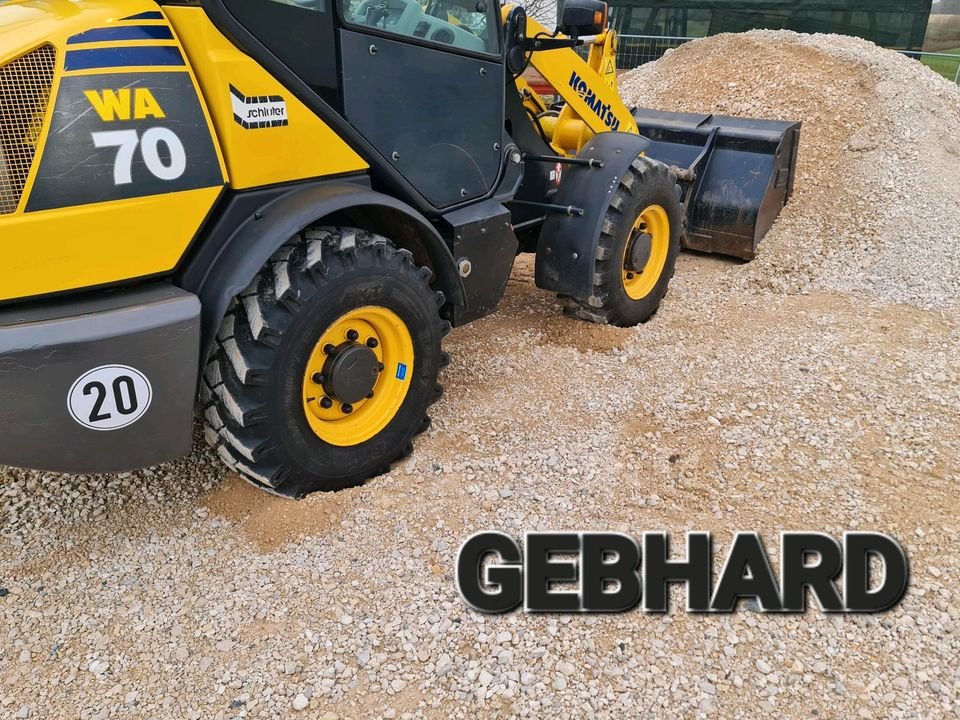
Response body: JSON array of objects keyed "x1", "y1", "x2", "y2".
[
  {"x1": 2, "y1": 31, "x2": 959, "y2": 720},
  {"x1": 621, "y1": 30, "x2": 960, "y2": 310}
]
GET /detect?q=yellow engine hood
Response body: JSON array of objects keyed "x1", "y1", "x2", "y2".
[
  {"x1": 0, "y1": 0, "x2": 164, "y2": 60},
  {"x1": 0, "y1": 0, "x2": 230, "y2": 301}
]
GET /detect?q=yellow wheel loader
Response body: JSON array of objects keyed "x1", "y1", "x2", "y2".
[{"x1": 0, "y1": 0, "x2": 800, "y2": 497}]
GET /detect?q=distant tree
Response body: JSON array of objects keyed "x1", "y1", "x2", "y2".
[
  {"x1": 932, "y1": 0, "x2": 960, "y2": 15},
  {"x1": 516, "y1": 0, "x2": 558, "y2": 26}
]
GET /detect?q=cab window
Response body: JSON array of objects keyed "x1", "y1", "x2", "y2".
[
  {"x1": 341, "y1": 0, "x2": 499, "y2": 55},
  {"x1": 222, "y1": 0, "x2": 340, "y2": 107}
]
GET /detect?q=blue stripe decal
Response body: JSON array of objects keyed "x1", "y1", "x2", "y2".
[
  {"x1": 64, "y1": 46, "x2": 184, "y2": 71},
  {"x1": 120, "y1": 11, "x2": 164, "y2": 20},
  {"x1": 67, "y1": 26, "x2": 174, "y2": 44}
]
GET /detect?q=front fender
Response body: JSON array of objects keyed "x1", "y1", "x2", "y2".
[
  {"x1": 179, "y1": 180, "x2": 464, "y2": 366},
  {"x1": 535, "y1": 132, "x2": 653, "y2": 300}
]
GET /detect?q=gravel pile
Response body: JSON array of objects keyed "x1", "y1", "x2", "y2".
[
  {"x1": 621, "y1": 30, "x2": 960, "y2": 309},
  {"x1": 2, "y1": 32, "x2": 959, "y2": 720}
]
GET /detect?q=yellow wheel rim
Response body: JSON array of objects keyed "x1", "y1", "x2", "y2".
[
  {"x1": 302, "y1": 306, "x2": 414, "y2": 447},
  {"x1": 622, "y1": 204, "x2": 670, "y2": 301}
]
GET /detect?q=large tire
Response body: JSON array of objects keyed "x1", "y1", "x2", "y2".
[
  {"x1": 201, "y1": 227, "x2": 449, "y2": 498},
  {"x1": 564, "y1": 156, "x2": 681, "y2": 327}
]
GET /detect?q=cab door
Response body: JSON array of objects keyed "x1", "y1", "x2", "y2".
[{"x1": 338, "y1": 0, "x2": 505, "y2": 208}]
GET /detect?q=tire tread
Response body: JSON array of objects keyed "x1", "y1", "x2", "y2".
[
  {"x1": 564, "y1": 156, "x2": 680, "y2": 327},
  {"x1": 201, "y1": 227, "x2": 447, "y2": 497}
]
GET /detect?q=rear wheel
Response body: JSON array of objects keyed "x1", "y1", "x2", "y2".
[
  {"x1": 201, "y1": 227, "x2": 449, "y2": 498},
  {"x1": 564, "y1": 156, "x2": 681, "y2": 327}
]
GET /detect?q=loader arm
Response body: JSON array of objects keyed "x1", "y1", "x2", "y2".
[
  {"x1": 506, "y1": 6, "x2": 801, "y2": 261},
  {"x1": 507, "y1": 9, "x2": 637, "y2": 155}
]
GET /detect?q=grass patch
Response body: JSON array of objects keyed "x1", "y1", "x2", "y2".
[{"x1": 920, "y1": 47, "x2": 960, "y2": 81}]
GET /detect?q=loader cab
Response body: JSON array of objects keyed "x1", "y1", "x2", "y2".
[
  {"x1": 207, "y1": 0, "x2": 509, "y2": 210},
  {"x1": 336, "y1": 0, "x2": 506, "y2": 207}
]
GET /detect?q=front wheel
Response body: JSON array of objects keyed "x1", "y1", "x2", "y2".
[
  {"x1": 564, "y1": 156, "x2": 681, "y2": 327},
  {"x1": 201, "y1": 227, "x2": 449, "y2": 498}
]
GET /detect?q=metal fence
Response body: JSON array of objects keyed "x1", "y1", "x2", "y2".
[
  {"x1": 899, "y1": 50, "x2": 960, "y2": 85},
  {"x1": 616, "y1": 34, "x2": 696, "y2": 69},
  {"x1": 614, "y1": 34, "x2": 960, "y2": 85}
]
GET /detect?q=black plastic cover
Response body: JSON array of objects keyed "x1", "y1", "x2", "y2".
[
  {"x1": 561, "y1": 0, "x2": 608, "y2": 37},
  {"x1": 0, "y1": 285, "x2": 200, "y2": 473},
  {"x1": 443, "y1": 200, "x2": 518, "y2": 325}
]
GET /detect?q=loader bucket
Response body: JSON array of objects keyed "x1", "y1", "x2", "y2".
[{"x1": 631, "y1": 108, "x2": 801, "y2": 260}]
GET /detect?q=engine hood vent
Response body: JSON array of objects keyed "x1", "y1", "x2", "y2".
[{"x1": 0, "y1": 44, "x2": 56, "y2": 215}]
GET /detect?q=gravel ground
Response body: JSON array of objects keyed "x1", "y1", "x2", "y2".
[
  {"x1": 621, "y1": 30, "x2": 960, "y2": 310},
  {"x1": 2, "y1": 32, "x2": 959, "y2": 720}
]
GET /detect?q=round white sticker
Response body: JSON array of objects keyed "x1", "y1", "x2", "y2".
[{"x1": 67, "y1": 365, "x2": 153, "y2": 431}]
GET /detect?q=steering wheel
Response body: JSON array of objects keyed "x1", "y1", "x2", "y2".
[
  {"x1": 351, "y1": 0, "x2": 388, "y2": 26},
  {"x1": 367, "y1": 1, "x2": 389, "y2": 26}
]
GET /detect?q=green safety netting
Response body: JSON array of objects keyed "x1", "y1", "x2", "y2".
[{"x1": 604, "y1": 0, "x2": 932, "y2": 50}]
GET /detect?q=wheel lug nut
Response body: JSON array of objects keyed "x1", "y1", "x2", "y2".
[
  {"x1": 323, "y1": 343, "x2": 336, "y2": 355},
  {"x1": 312, "y1": 372, "x2": 325, "y2": 384},
  {"x1": 341, "y1": 403, "x2": 354, "y2": 414},
  {"x1": 366, "y1": 337, "x2": 379, "y2": 348},
  {"x1": 366, "y1": 391, "x2": 375, "y2": 399},
  {"x1": 346, "y1": 329, "x2": 359, "y2": 341},
  {"x1": 320, "y1": 397, "x2": 333, "y2": 409},
  {"x1": 626, "y1": 273, "x2": 635, "y2": 280},
  {"x1": 377, "y1": 362, "x2": 384, "y2": 372}
]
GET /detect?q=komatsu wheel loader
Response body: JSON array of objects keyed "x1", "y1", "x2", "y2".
[{"x1": 0, "y1": 0, "x2": 800, "y2": 497}]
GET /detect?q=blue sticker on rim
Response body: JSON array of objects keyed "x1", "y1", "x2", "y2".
[{"x1": 396, "y1": 363, "x2": 408, "y2": 381}]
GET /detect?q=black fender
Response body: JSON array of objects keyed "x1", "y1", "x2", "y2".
[
  {"x1": 535, "y1": 132, "x2": 654, "y2": 300},
  {"x1": 179, "y1": 179, "x2": 465, "y2": 366}
]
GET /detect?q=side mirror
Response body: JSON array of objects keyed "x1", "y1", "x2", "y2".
[
  {"x1": 504, "y1": 5, "x2": 527, "y2": 76},
  {"x1": 560, "y1": 0, "x2": 608, "y2": 37}
]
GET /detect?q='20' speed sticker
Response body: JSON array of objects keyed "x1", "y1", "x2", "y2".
[{"x1": 67, "y1": 365, "x2": 153, "y2": 431}]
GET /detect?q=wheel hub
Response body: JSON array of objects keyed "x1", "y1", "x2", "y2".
[
  {"x1": 302, "y1": 306, "x2": 415, "y2": 447},
  {"x1": 627, "y1": 232, "x2": 653, "y2": 273},
  {"x1": 322, "y1": 342, "x2": 380, "y2": 404},
  {"x1": 622, "y1": 205, "x2": 670, "y2": 301}
]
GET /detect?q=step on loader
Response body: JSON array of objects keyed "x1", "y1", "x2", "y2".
[{"x1": 0, "y1": 0, "x2": 799, "y2": 496}]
